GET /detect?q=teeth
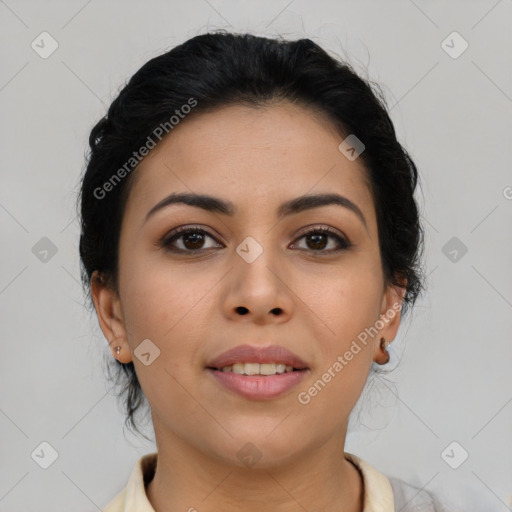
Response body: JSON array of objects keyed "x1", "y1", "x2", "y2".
[
  {"x1": 220, "y1": 363, "x2": 295, "y2": 375},
  {"x1": 244, "y1": 363, "x2": 260, "y2": 375},
  {"x1": 232, "y1": 363, "x2": 245, "y2": 374}
]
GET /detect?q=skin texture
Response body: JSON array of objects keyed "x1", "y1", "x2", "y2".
[{"x1": 91, "y1": 101, "x2": 405, "y2": 512}]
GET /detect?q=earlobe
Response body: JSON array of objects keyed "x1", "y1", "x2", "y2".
[
  {"x1": 374, "y1": 337, "x2": 391, "y2": 365},
  {"x1": 90, "y1": 270, "x2": 132, "y2": 363}
]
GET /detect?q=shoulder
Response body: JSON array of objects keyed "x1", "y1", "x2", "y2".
[
  {"x1": 102, "y1": 452, "x2": 158, "y2": 512},
  {"x1": 345, "y1": 452, "x2": 395, "y2": 510},
  {"x1": 345, "y1": 453, "x2": 452, "y2": 512},
  {"x1": 103, "y1": 488, "x2": 126, "y2": 512}
]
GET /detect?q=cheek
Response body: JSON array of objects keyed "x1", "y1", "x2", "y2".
[
  {"x1": 119, "y1": 252, "x2": 202, "y2": 340},
  {"x1": 119, "y1": 260, "x2": 216, "y2": 392},
  {"x1": 119, "y1": 267, "x2": 205, "y2": 410},
  {"x1": 300, "y1": 276, "x2": 378, "y2": 413},
  {"x1": 310, "y1": 259, "x2": 383, "y2": 346}
]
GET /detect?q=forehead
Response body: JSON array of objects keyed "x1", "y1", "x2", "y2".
[{"x1": 123, "y1": 101, "x2": 374, "y2": 224}]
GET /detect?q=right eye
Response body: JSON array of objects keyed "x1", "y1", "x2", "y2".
[{"x1": 160, "y1": 226, "x2": 223, "y2": 253}]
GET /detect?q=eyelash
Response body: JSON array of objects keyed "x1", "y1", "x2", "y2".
[{"x1": 160, "y1": 225, "x2": 352, "y2": 255}]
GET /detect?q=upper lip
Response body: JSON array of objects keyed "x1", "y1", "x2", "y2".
[{"x1": 206, "y1": 344, "x2": 309, "y2": 370}]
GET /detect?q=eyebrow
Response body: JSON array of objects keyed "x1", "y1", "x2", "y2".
[{"x1": 144, "y1": 192, "x2": 368, "y2": 229}]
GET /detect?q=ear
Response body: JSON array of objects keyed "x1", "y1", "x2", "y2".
[
  {"x1": 372, "y1": 280, "x2": 407, "y2": 364},
  {"x1": 90, "y1": 270, "x2": 132, "y2": 364}
]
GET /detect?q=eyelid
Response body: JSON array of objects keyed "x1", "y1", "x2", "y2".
[{"x1": 293, "y1": 223, "x2": 346, "y2": 240}]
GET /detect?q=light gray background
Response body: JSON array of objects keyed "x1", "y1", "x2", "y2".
[{"x1": 1, "y1": 1, "x2": 511, "y2": 511}]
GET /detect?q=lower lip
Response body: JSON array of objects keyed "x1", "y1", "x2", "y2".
[{"x1": 207, "y1": 368, "x2": 308, "y2": 400}]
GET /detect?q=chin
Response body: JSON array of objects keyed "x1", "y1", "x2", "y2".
[{"x1": 207, "y1": 430, "x2": 307, "y2": 470}]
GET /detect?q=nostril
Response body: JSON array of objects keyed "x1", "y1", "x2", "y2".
[{"x1": 235, "y1": 306, "x2": 249, "y2": 315}]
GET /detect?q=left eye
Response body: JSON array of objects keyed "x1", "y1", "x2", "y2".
[
  {"x1": 292, "y1": 227, "x2": 351, "y2": 252},
  {"x1": 161, "y1": 226, "x2": 351, "y2": 253}
]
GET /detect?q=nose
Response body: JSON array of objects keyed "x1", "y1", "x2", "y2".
[{"x1": 222, "y1": 246, "x2": 294, "y2": 325}]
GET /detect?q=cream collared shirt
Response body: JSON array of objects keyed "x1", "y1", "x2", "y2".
[{"x1": 102, "y1": 452, "x2": 401, "y2": 512}]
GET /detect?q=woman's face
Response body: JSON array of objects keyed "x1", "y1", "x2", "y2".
[{"x1": 93, "y1": 101, "x2": 404, "y2": 467}]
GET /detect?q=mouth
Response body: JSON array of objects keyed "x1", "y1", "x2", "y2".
[
  {"x1": 206, "y1": 366, "x2": 309, "y2": 400},
  {"x1": 205, "y1": 344, "x2": 310, "y2": 399}
]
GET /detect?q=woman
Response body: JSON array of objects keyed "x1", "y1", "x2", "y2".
[{"x1": 78, "y1": 31, "x2": 445, "y2": 511}]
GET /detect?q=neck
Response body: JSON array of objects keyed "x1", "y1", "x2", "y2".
[{"x1": 145, "y1": 423, "x2": 364, "y2": 512}]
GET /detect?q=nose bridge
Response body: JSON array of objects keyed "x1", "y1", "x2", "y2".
[
  {"x1": 234, "y1": 232, "x2": 280, "y2": 291},
  {"x1": 225, "y1": 231, "x2": 293, "y2": 321}
]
